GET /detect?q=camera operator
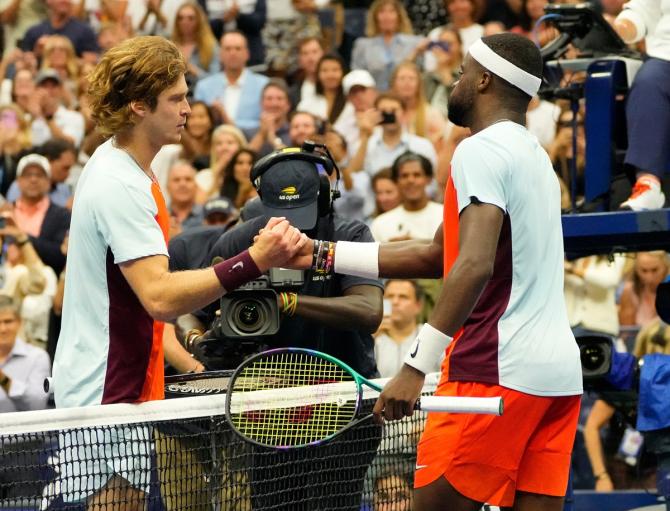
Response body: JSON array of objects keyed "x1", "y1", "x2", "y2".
[
  {"x1": 206, "y1": 149, "x2": 383, "y2": 376},
  {"x1": 205, "y1": 145, "x2": 384, "y2": 509}
]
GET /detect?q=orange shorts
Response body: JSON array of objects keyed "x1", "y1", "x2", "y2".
[{"x1": 415, "y1": 380, "x2": 580, "y2": 507}]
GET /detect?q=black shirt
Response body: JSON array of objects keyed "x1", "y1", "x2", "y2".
[
  {"x1": 22, "y1": 19, "x2": 100, "y2": 56},
  {"x1": 208, "y1": 214, "x2": 383, "y2": 377},
  {"x1": 168, "y1": 225, "x2": 230, "y2": 272}
]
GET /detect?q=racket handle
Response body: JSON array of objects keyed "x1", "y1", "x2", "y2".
[{"x1": 416, "y1": 395, "x2": 503, "y2": 416}]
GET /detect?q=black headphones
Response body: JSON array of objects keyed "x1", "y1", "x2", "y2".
[{"x1": 251, "y1": 142, "x2": 341, "y2": 217}]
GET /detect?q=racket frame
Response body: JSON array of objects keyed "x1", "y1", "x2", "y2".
[{"x1": 224, "y1": 347, "x2": 380, "y2": 449}]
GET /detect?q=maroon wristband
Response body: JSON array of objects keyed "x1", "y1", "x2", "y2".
[{"x1": 213, "y1": 249, "x2": 262, "y2": 291}]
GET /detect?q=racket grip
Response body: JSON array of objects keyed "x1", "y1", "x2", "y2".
[{"x1": 416, "y1": 396, "x2": 503, "y2": 416}]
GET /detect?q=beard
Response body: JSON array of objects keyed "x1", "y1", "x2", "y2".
[{"x1": 447, "y1": 86, "x2": 475, "y2": 128}]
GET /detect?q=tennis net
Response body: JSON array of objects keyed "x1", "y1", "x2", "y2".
[{"x1": 0, "y1": 372, "x2": 441, "y2": 511}]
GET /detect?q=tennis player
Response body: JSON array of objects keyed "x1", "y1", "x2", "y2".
[
  {"x1": 51, "y1": 36, "x2": 306, "y2": 509},
  {"x1": 287, "y1": 33, "x2": 582, "y2": 510}
]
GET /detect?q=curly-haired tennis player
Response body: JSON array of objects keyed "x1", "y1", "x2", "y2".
[{"x1": 52, "y1": 36, "x2": 306, "y2": 510}]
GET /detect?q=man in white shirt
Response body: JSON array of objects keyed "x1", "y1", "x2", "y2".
[
  {"x1": 370, "y1": 152, "x2": 442, "y2": 242},
  {"x1": 194, "y1": 31, "x2": 268, "y2": 132},
  {"x1": 357, "y1": 93, "x2": 437, "y2": 177},
  {"x1": 334, "y1": 69, "x2": 379, "y2": 159},
  {"x1": 0, "y1": 296, "x2": 50, "y2": 413},
  {"x1": 30, "y1": 69, "x2": 85, "y2": 148},
  {"x1": 375, "y1": 279, "x2": 432, "y2": 378}
]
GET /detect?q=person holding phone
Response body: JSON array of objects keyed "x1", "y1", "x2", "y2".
[
  {"x1": 333, "y1": 69, "x2": 379, "y2": 159},
  {"x1": 422, "y1": 27, "x2": 464, "y2": 119},
  {"x1": 347, "y1": 92, "x2": 437, "y2": 177},
  {"x1": 374, "y1": 279, "x2": 440, "y2": 378}
]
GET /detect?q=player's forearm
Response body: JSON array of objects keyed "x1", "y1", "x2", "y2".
[
  {"x1": 143, "y1": 267, "x2": 226, "y2": 322},
  {"x1": 426, "y1": 256, "x2": 492, "y2": 336},
  {"x1": 378, "y1": 239, "x2": 443, "y2": 279}
]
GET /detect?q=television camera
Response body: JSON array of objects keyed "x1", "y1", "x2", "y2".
[
  {"x1": 577, "y1": 333, "x2": 670, "y2": 506},
  {"x1": 182, "y1": 140, "x2": 341, "y2": 369}
]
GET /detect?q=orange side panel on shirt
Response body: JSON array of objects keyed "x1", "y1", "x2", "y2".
[
  {"x1": 442, "y1": 173, "x2": 464, "y2": 347},
  {"x1": 139, "y1": 183, "x2": 171, "y2": 402}
]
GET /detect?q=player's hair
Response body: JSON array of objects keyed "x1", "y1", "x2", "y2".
[
  {"x1": 480, "y1": 33, "x2": 543, "y2": 101},
  {"x1": 87, "y1": 36, "x2": 187, "y2": 138}
]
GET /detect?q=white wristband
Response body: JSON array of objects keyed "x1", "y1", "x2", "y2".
[
  {"x1": 403, "y1": 323, "x2": 453, "y2": 375},
  {"x1": 333, "y1": 241, "x2": 379, "y2": 279}
]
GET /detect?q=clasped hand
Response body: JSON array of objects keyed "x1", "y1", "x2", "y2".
[{"x1": 249, "y1": 217, "x2": 309, "y2": 272}]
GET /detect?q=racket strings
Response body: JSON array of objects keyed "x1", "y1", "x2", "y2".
[{"x1": 228, "y1": 351, "x2": 359, "y2": 447}]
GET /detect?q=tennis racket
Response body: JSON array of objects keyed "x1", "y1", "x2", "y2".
[
  {"x1": 164, "y1": 370, "x2": 233, "y2": 397},
  {"x1": 225, "y1": 347, "x2": 503, "y2": 449}
]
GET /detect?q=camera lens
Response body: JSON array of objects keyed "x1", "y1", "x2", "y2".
[
  {"x1": 231, "y1": 299, "x2": 267, "y2": 334},
  {"x1": 580, "y1": 344, "x2": 605, "y2": 372},
  {"x1": 239, "y1": 303, "x2": 260, "y2": 326}
]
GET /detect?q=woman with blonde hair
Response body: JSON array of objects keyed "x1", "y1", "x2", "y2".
[
  {"x1": 619, "y1": 251, "x2": 670, "y2": 328},
  {"x1": 389, "y1": 61, "x2": 446, "y2": 144},
  {"x1": 351, "y1": 0, "x2": 422, "y2": 91},
  {"x1": 40, "y1": 35, "x2": 81, "y2": 107},
  {"x1": 171, "y1": 1, "x2": 220, "y2": 78},
  {"x1": 195, "y1": 124, "x2": 247, "y2": 203},
  {"x1": 0, "y1": 103, "x2": 32, "y2": 195}
]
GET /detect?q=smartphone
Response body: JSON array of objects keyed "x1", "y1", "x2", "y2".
[
  {"x1": 383, "y1": 299, "x2": 392, "y2": 317},
  {"x1": 379, "y1": 111, "x2": 396, "y2": 125},
  {"x1": 427, "y1": 40, "x2": 451, "y2": 52}
]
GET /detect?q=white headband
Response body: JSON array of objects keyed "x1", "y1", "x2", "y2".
[{"x1": 468, "y1": 39, "x2": 541, "y2": 97}]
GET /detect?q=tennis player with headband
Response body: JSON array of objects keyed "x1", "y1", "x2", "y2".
[{"x1": 287, "y1": 33, "x2": 582, "y2": 510}]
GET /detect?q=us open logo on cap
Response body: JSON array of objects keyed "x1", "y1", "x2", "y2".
[{"x1": 279, "y1": 186, "x2": 300, "y2": 201}]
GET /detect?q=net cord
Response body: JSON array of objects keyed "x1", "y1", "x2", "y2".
[{"x1": 0, "y1": 373, "x2": 442, "y2": 436}]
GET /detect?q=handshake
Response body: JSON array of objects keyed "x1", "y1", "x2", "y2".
[{"x1": 248, "y1": 217, "x2": 315, "y2": 273}]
